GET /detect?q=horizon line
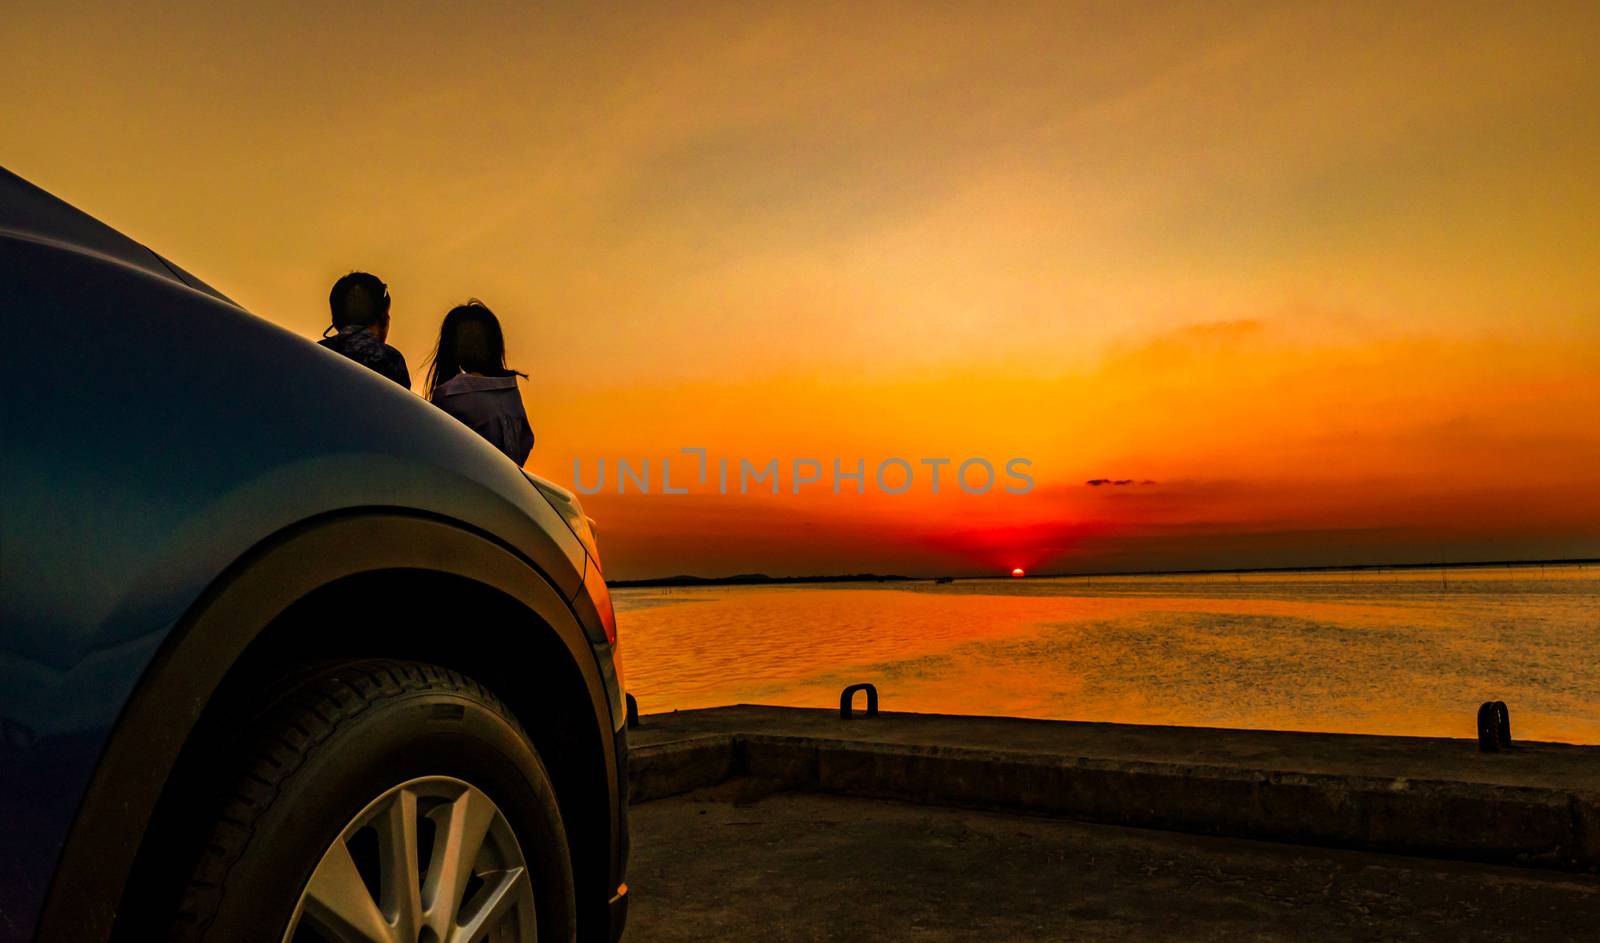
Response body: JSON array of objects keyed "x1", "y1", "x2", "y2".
[{"x1": 608, "y1": 555, "x2": 1599, "y2": 587}]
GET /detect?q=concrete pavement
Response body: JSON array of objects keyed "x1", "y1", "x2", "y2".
[
  {"x1": 626, "y1": 785, "x2": 1600, "y2": 942},
  {"x1": 628, "y1": 706, "x2": 1600, "y2": 869}
]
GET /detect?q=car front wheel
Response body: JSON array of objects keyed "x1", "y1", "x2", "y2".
[{"x1": 172, "y1": 659, "x2": 576, "y2": 943}]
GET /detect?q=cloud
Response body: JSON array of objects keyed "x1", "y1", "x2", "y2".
[{"x1": 1086, "y1": 478, "x2": 1157, "y2": 487}]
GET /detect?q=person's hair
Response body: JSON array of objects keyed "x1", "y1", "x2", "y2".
[
  {"x1": 327, "y1": 272, "x2": 390, "y2": 332},
  {"x1": 425, "y1": 299, "x2": 524, "y2": 400}
]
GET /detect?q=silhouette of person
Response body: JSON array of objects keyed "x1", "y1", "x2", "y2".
[
  {"x1": 319, "y1": 272, "x2": 410, "y2": 388},
  {"x1": 425, "y1": 300, "x2": 534, "y2": 464}
]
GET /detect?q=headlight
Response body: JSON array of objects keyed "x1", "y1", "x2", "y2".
[{"x1": 528, "y1": 473, "x2": 602, "y2": 571}]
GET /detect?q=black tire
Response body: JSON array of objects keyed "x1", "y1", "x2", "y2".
[{"x1": 171, "y1": 659, "x2": 576, "y2": 942}]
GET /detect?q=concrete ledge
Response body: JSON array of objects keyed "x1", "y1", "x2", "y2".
[
  {"x1": 628, "y1": 706, "x2": 1600, "y2": 870},
  {"x1": 743, "y1": 734, "x2": 1589, "y2": 868},
  {"x1": 628, "y1": 734, "x2": 736, "y2": 802}
]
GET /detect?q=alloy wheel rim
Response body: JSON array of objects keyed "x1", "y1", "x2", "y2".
[{"x1": 282, "y1": 775, "x2": 536, "y2": 943}]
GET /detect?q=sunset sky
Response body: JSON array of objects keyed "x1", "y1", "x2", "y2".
[{"x1": 4, "y1": 2, "x2": 1598, "y2": 578}]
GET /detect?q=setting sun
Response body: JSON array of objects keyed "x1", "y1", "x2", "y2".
[{"x1": 1011, "y1": 568, "x2": 1025, "y2": 578}]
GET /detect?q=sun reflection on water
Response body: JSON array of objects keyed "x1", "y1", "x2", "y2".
[{"x1": 613, "y1": 566, "x2": 1599, "y2": 743}]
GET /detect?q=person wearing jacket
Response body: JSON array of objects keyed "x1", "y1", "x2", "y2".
[
  {"x1": 319, "y1": 271, "x2": 411, "y2": 388},
  {"x1": 424, "y1": 300, "x2": 534, "y2": 464}
]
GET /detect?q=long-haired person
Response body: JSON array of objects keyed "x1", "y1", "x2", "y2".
[{"x1": 425, "y1": 300, "x2": 534, "y2": 464}]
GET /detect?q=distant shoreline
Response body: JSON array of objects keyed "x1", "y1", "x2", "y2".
[
  {"x1": 609, "y1": 572, "x2": 917, "y2": 588},
  {"x1": 607, "y1": 557, "x2": 1598, "y2": 589}
]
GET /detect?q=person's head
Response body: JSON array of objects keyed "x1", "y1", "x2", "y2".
[
  {"x1": 426, "y1": 299, "x2": 516, "y2": 399},
  {"x1": 328, "y1": 272, "x2": 391, "y2": 340}
]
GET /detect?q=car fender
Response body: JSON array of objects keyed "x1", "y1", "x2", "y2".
[{"x1": 33, "y1": 511, "x2": 617, "y2": 943}]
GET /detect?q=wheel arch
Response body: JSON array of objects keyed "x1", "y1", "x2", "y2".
[{"x1": 34, "y1": 511, "x2": 618, "y2": 943}]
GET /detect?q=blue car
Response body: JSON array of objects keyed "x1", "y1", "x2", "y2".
[{"x1": 0, "y1": 168, "x2": 628, "y2": 943}]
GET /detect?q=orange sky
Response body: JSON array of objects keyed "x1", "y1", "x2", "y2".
[{"x1": 4, "y1": 2, "x2": 1598, "y2": 578}]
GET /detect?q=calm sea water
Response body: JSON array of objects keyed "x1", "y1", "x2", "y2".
[{"x1": 613, "y1": 566, "x2": 1599, "y2": 744}]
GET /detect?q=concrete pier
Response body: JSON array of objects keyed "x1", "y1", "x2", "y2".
[
  {"x1": 629, "y1": 706, "x2": 1600, "y2": 870},
  {"x1": 626, "y1": 790, "x2": 1600, "y2": 942}
]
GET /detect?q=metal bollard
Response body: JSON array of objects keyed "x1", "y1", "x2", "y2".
[
  {"x1": 625, "y1": 692, "x2": 641, "y2": 729},
  {"x1": 1477, "y1": 700, "x2": 1511, "y2": 752},
  {"x1": 840, "y1": 683, "x2": 878, "y2": 720}
]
